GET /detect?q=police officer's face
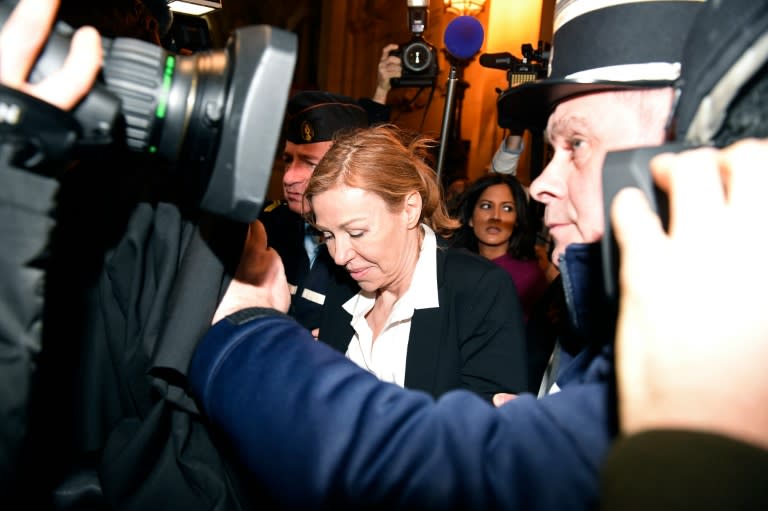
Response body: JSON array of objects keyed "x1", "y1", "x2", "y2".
[
  {"x1": 529, "y1": 90, "x2": 672, "y2": 266},
  {"x1": 282, "y1": 140, "x2": 334, "y2": 215}
]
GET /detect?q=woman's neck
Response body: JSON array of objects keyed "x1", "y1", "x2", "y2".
[
  {"x1": 368, "y1": 226, "x2": 424, "y2": 340},
  {"x1": 381, "y1": 225, "x2": 424, "y2": 301},
  {"x1": 478, "y1": 243, "x2": 507, "y2": 261}
]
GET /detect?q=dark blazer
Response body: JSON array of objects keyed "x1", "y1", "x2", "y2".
[
  {"x1": 258, "y1": 200, "x2": 308, "y2": 290},
  {"x1": 318, "y1": 246, "x2": 528, "y2": 402}
]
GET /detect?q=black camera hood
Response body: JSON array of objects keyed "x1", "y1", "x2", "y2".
[{"x1": 201, "y1": 25, "x2": 297, "y2": 222}]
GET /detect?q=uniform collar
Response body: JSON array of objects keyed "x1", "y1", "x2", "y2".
[{"x1": 558, "y1": 242, "x2": 617, "y2": 347}]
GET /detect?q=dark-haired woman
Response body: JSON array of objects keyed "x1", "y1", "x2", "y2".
[{"x1": 453, "y1": 173, "x2": 548, "y2": 322}]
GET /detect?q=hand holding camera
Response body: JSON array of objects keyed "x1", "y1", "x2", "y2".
[
  {"x1": 611, "y1": 139, "x2": 768, "y2": 449},
  {"x1": 0, "y1": 0, "x2": 298, "y2": 223},
  {"x1": 0, "y1": 0, "x2": 100, "y2": 111}
]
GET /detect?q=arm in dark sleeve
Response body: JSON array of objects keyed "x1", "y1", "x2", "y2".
[
  {"x1": 190, "y1": 307, "x2": 612, "y2": 511},
  {"x1": 357, "y1": 97, "x2": 391, "y2": 125},
  {"x1": 0, "y1": 165, "x2": 59, "y2": 490},
  {"x1": 600, "y1": 430, "x2": 768, "y2": 511}
]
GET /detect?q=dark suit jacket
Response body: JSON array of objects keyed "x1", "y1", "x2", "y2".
[
  {"x1": 259, "y1": 200, "x2": 355, "y2": 330},
  {"x1": 318, "y1": 246, "x2": 528, "y2": 402},
  {"x1": 0, "y1": 166, "x2": 59, "y2": 497}
]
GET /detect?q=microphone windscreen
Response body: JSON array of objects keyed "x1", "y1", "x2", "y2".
[{"x1": 443, "y1": 16, "x2": 484, "y2": 60}]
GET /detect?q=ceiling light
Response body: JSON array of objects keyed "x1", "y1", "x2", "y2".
[{"x1": 167, "y1": 0, "x2": 222, "y2": 16}]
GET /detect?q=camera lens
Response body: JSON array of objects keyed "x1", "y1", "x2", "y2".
[
  {"x1": 402, "y1": 40, "x2": 434, "y2": 73},
  {"x1": 101, "y1": 37, "x2": 227, "y2": 167}
]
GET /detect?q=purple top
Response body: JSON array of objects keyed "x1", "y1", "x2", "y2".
[{"x1": 490, "y1": 253, "x2": 549, "y2": 321}]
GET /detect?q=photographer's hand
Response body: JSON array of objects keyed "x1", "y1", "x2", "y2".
[
  {"x1": 611, "y1": 139, "x2": 768, "y2": 449},
  {"x1": 213, "y1": 220, "x2": 291, "y2": 323},
  {"x1": 0, "y1": 0, "x2": 101, "y2": 110},
  {"x1": 372, "y1": 43, "x2": 402, "y2": 105}
]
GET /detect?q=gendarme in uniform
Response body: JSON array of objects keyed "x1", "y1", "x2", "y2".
[{"x1": 259, "y1": 91, "x2": 369, "y2": 330}]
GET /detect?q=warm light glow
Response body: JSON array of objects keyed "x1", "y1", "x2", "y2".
[
  {"x1": 486, "y1": 0, "x2": 542, "y2": 57},
  {"x1": 462, "y1": 0, "x2": 545, "y2": 186},
  {"x1": 167, "y1": 1, "x2": 221, "y2": 16},
  {"x1": 443, "y1": 0, "x2": 487, "y2": 16}
]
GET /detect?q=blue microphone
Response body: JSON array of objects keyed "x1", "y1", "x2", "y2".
[
  {"x1": 443, "y1": 16, "x2": 485, "y2": 60},
  {"x1": 436, "y1": 16, "x2": 485, "y2": 180}
]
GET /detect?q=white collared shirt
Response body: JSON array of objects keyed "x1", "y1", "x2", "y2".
[{"x1": 342, "y1": 225, "x2": 440, "y2": 387}]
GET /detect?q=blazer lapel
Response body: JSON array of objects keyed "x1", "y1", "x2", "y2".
[
  {"x1": 403, "y1": 248, "x2": 446, "y2": 394},
  {"x1": 403, "y1": 307, "x2": 443, "y2": 393}
]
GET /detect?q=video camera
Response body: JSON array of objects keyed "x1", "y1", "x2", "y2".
[
  {"x1": 480, "y1": 41, "x2": 551, "y2": 89},
  {"x1": 389, "y1": 0, "x2": 439, "y2": 88},
  {"x1": 0, "y1": 1, "x2": 297, "y2": 223}
]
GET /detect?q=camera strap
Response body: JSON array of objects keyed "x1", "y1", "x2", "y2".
[{"x1": 0, "y1": 84, "x2": 80, "y2": 175}]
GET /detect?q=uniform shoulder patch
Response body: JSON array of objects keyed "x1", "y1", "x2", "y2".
[{"x1": 263, "y1": 200, "x2": 284, "y2": 213}]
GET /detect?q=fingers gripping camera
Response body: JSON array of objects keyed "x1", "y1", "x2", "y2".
[{"x1": 0, "y1": 2, "x2": 298, "y2": 223}]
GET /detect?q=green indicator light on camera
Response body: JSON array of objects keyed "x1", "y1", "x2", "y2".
[
  {"x1": 148, "y1": 146, "x2": 157, "y2": 153},
  {"x1": 156, "y1": 55, "x2": 176, "y2": 119}
]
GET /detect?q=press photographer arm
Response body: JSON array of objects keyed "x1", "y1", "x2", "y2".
[
  {"x1": 0, "y1": 0, "x2": 101, "y2": 492},
  {"x1": 372, "y1": 43, "x2": 402, "y2": 105},
  {"x1": 490, "y1": 132, "x2": 524, "y2": 175}
]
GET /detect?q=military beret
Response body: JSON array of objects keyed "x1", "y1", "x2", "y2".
[{"x1": 284, "y1": 91, "x2": 369, "y2": 144}]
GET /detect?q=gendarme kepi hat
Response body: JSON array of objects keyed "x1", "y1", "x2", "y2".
[
  {"x1": 284, "y1": 91, "x2": 369, "y2": 144},
  {"x1": 497, "y1": 0, "x2": 705, "y2": 131}
]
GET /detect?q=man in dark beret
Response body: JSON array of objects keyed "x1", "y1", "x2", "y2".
[{"x1": 259, "y1": 91, "x2": 371, "y2": 331}]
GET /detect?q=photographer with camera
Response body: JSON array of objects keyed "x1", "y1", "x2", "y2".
[
  {"x1": 0, "y1": 0, "x2": 295, "y2": 507},
  {"x1": 357, "y1": 42, "x2": 403, "y2": 120}
]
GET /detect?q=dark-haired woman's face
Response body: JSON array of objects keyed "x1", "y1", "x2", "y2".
[{"x1": 469, "y1": 184, "x2": 517, "y2": 251}]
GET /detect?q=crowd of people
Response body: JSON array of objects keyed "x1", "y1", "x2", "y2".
[{"x1": 2, "y1": 0, "x2": 768, "y2": 509}]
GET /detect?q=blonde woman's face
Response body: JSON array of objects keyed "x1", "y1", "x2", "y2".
[{"x1": 312, "y1": 184, "x2": 421, "y2": 294}]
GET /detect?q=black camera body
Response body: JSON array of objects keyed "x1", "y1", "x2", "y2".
[
  {"x1": 480, "y1": 41, "x2": 550, "y2": 93},
  {"x1": 390, "y1": 0, "x2": 438, "y2": 88},
  {"x1": 517, "y1": 42, "x2": 550, "y2": 83},
  {"x1": 601, "y1": 142, "x2": 687, "y2": 302},
  {"x1": 390, "y1": 36, "x2": 439, "y2": 88}
]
